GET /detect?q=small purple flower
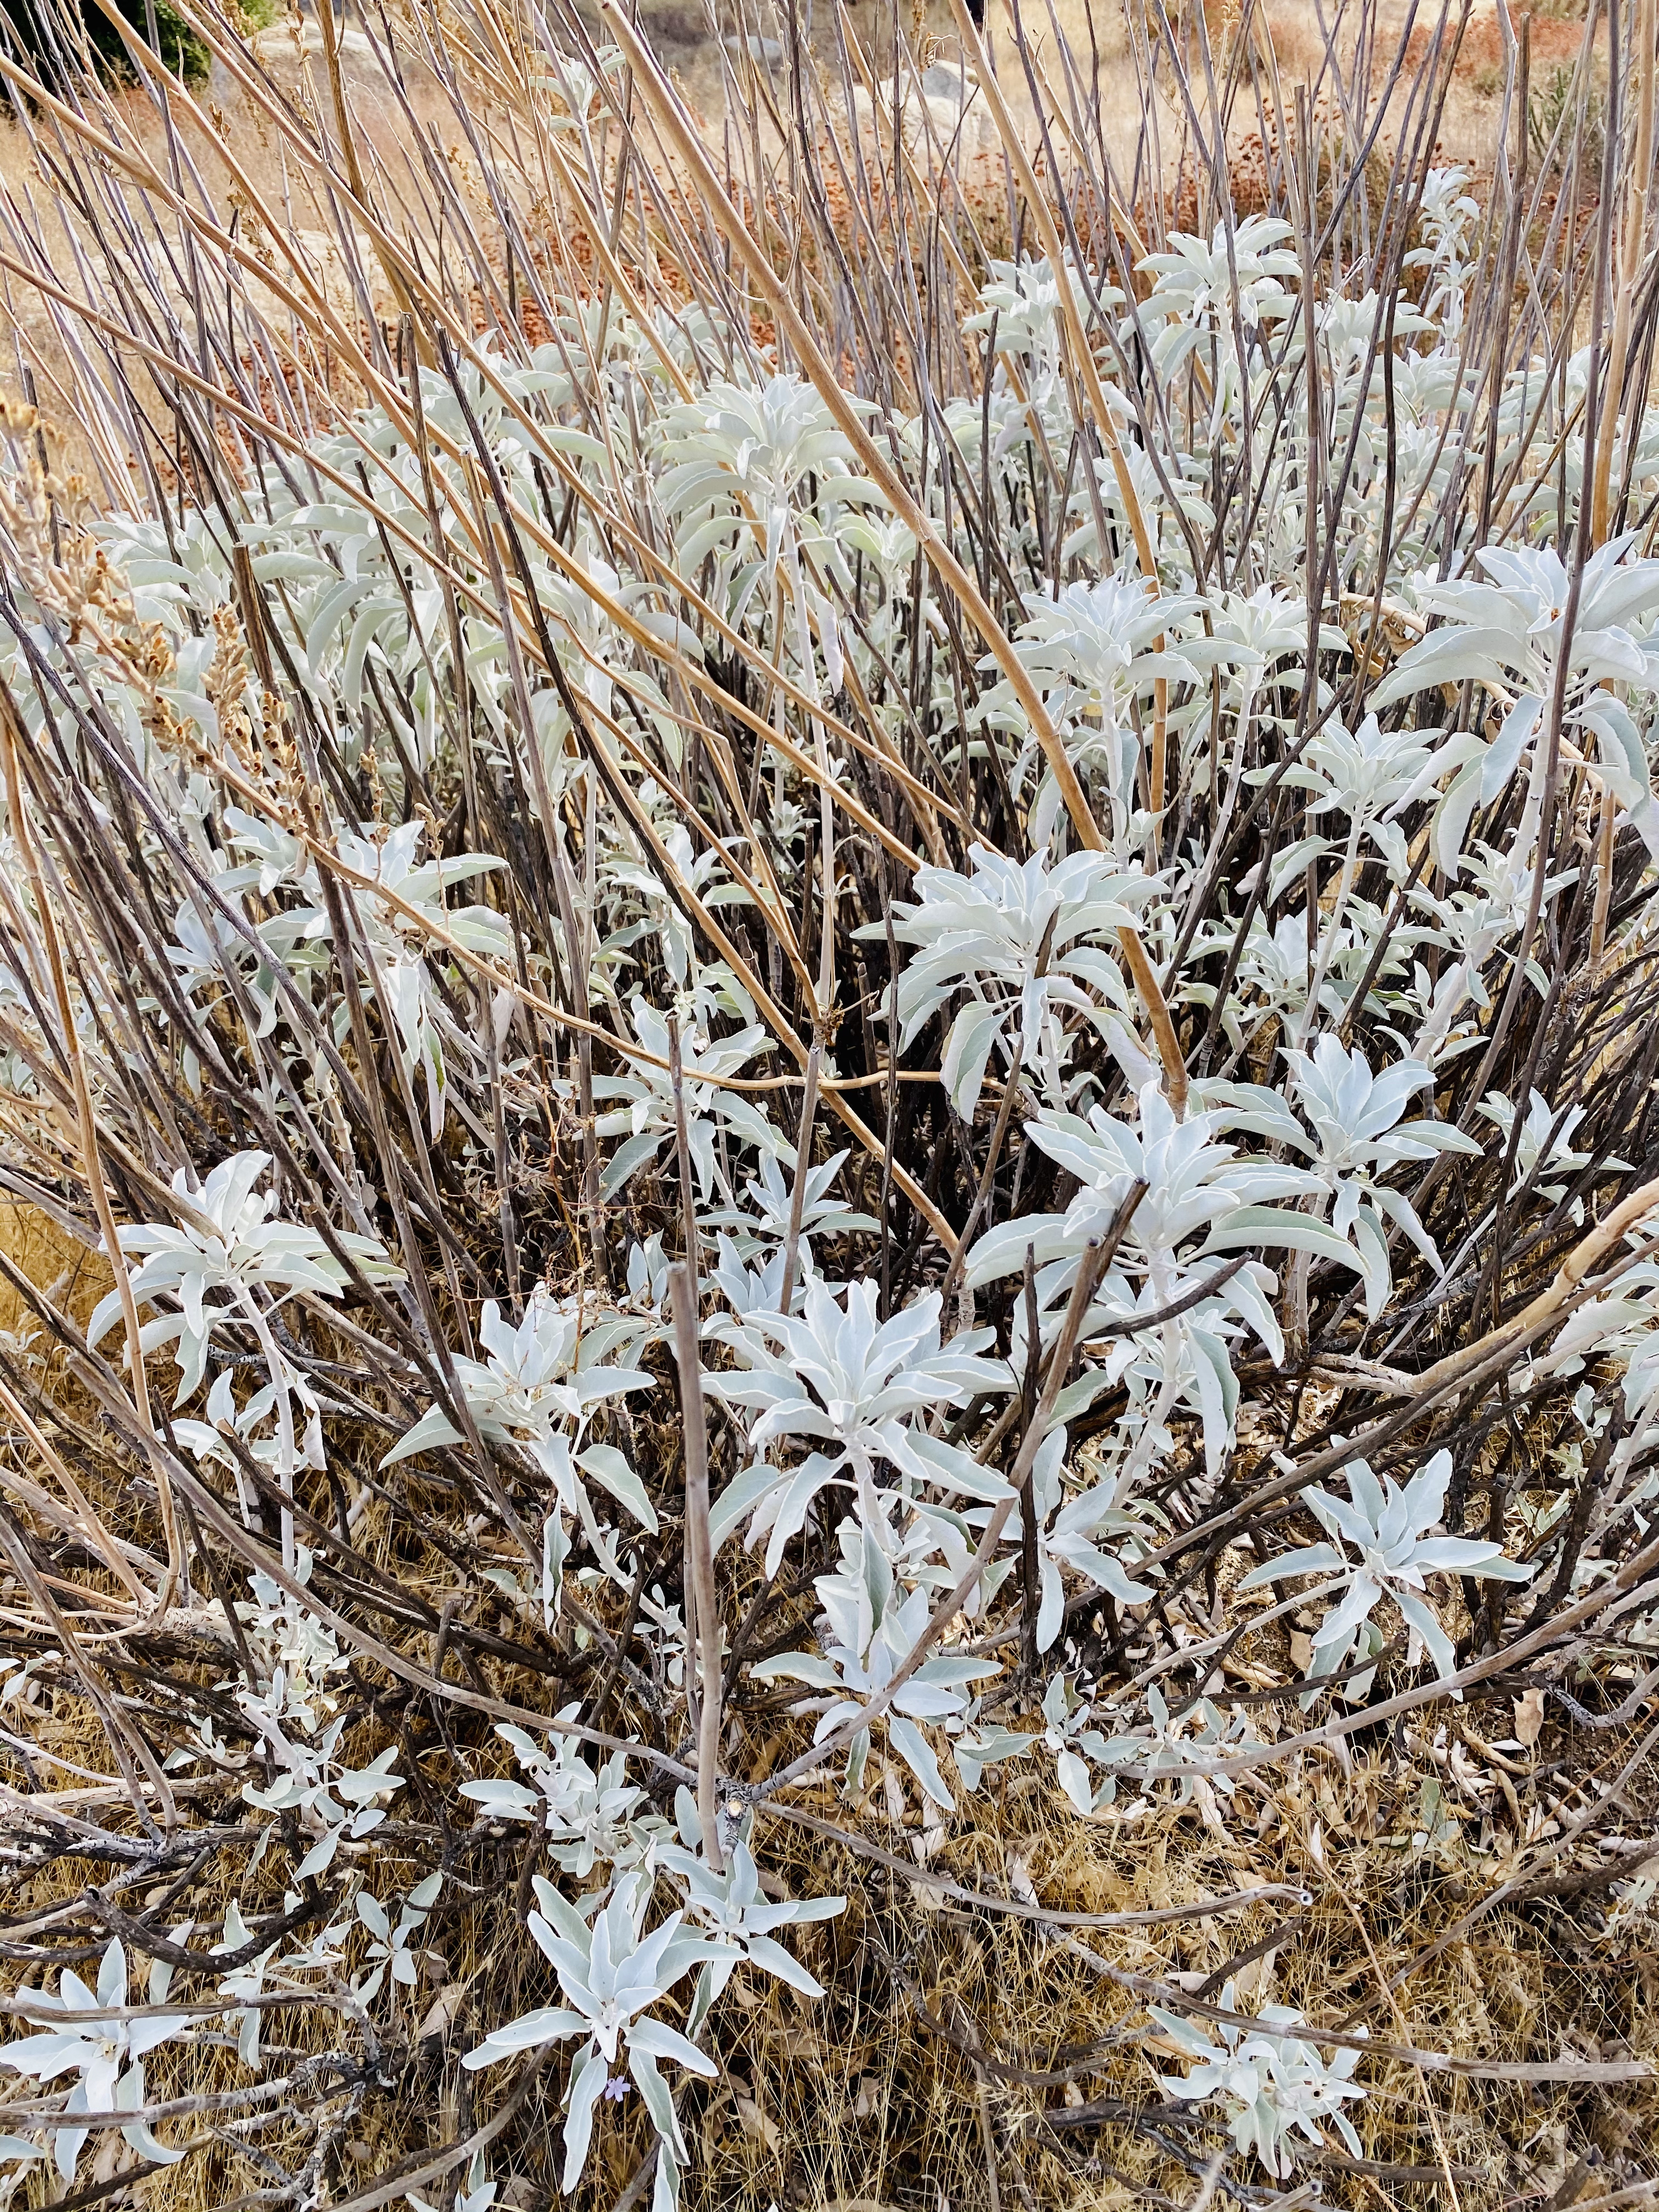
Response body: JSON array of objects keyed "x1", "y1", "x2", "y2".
[{"x1": 603, "y1": 2076, "x2": 630, "y2": 2103}]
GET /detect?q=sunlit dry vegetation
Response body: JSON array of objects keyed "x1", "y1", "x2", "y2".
[{"x1": 0, "y1": 0, "x2": 1657, "y2": 2205}]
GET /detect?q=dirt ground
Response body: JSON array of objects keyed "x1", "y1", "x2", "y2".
[
  {"x1": 0, "y1": 0, "x2": 1545, "y2": 515},
  {"x1": 0, "y1": 0, "x2": 1549, "y2": 426}
]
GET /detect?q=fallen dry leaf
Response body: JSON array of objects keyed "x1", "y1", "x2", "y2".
[
  {"x1": 734, "y1": 2092, "x2": 781, "y2": 2151},
  {"x1": 415, "y1": 1978, "x2": 471, "y2": 2045},
  {"x1": 768, "y1": 2024, "x2": 826, "y2": 2062},
  {"x1": 1514, "y1": 1686, "x2": 1545, "y2": 1748}
]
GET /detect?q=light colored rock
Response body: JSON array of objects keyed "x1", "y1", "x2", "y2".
[
  {"x1": 245, "y1": 226, "x2": 400, "y2": 327},
  {"x1": 722, "y1": 32, "x2": 786, "y2": 66},
  {"x1": 845, "y1": 73, "x2": 995, "y2": 156},
  {"x1": 249, "y1": 19, "x2": 374, "y2": 66},
  {"x1": 919, "y1": 61, "x2": 968, "y2": 103}
]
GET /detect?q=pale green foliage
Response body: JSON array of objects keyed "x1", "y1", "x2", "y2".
[
  {"x1": 89, "y1": 1151, "x2": 399, "y2": 1404},
  {"x1": 1154, "y1": 1986, "x2": 1367, "y2": 2175},
  {"x1": 463, "y1": 1872, "x2": 734, "y2": 2207},
  {"x1": 1239, "y1": 1451, "x2": 1532, "y2": 1683},
  {"x1": 872, "y1": 843, "x2": 1156, "y2": 1114},
  {"x1": 0, "y1": 1942, "x2": 193, "y2": 2181}
]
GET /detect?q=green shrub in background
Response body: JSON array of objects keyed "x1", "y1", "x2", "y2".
[
  {"x1": 4, "y1": 0, "x2": 275, "y2": 84},
  {"x1": 90, "y1": 0, "x2": 209, "y2": 78}
]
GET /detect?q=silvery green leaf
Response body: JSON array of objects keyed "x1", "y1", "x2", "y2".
[
  {"x1": 888, "y1": 1717, "x2": 955, "y2": 1809},
  {"x1": 576, "y1": 1444, "x2": 659, "y2": 1532}
]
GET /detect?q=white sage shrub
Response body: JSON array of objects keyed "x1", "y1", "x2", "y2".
[{"x1": 2, "y1": 9, "x2": 1653, "y2": 2203}]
